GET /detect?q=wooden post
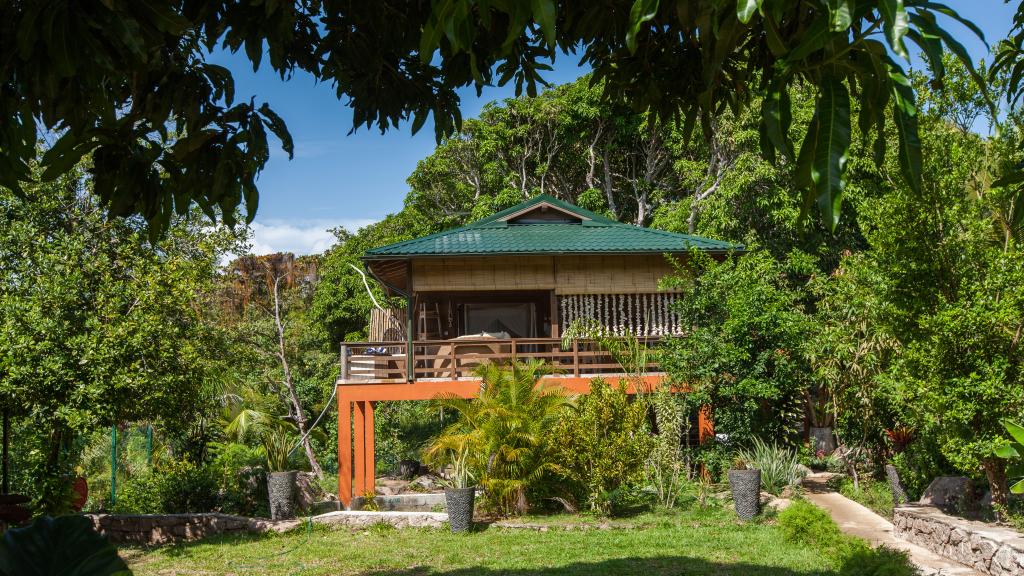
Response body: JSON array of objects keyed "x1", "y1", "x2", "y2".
[
  {"x1": 450, "y1": 342, "x2": 457, "y2": 379},
  {"x1": 511, "y1": 339, "x2": 517, "y2": 363},
  {"x1": 572, "y1": 340, "x2": 580, "y2": 377},
  {"x1": 340, "y1": 344, "x2": 350, "y2": 381},
  {"x1": 549, "y1": 291, "x2": 559, "y2": 339},
  {"x1": 698, "y1": 405, "x2": 714, "y2": 444},
  {"x1": 365, "y1": 402, "x2": 375, "y2": 496},
  {"x1": 337, "y1": 392, "x2": 352, "y2": 508},
  {"x1": 354, "y1": 401, "x2": 366, "y2": 497}
]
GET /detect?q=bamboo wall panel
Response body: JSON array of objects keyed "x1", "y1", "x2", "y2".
[
  {"x1": 368, "y1": 307, "x2": 407, "y2": 341},
  {"x1": 413, "y1": 257, "x2": 555, "y2": 291},
  {"x1": 559, "y1": 293, "x2": 683, "y2": 336},
  {"x1": 554, "y1": 255, "x2": 681, "y2": 295},
  {"x1": 412, "y1": 254, "x2": 686, "y2": 294}
]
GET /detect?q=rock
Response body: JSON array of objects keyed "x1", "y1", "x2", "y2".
[
  {"x1": 767, "y1": 498, "x2": 792, "y2": 512},
  {"x1": 295, "y1": 472, "x2": 335, "y2": 509},
  {"x1": 409, "y1": 475, "x2": 441, "y2": 492},
  {"x1": 919, "y1": 476, "x2": 974, "y2": 511}
]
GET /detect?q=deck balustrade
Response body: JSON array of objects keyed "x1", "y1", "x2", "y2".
[{"x1": 338, "y1": 337, "x2": 663, "y2": 383}]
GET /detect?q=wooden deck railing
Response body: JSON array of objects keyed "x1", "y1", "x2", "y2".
[{"x1": 338, "y1": 337, "x2": 663, "y2": 383}]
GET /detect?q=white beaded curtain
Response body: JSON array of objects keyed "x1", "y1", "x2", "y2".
[{"x1": 558, "y1": 293, "x2": 682, "y2": 337}]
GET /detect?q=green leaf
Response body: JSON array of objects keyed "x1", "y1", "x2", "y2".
[
  {"x1": 1003, "y1": 420, "x2": 1024, "y2": 446},
  {"x1": 0, "y1": 515, "x2": 131, "y2": 576},
  {"x1": 826, "y1": 0, "x2": 853, "y2": 31},
  {"x1": 995, "y1": 444, "x2": 1021, "y2": 459},
  {"x1": 890, "y1": 70, "x2": 922, "y2": 195},
  {"x1": 40, "y1": 134, "x2": 99, "y2": 181},
  {"x1": 878, "y1": 0, "x2": 909, "y2": 58},
  {"x1": 531, "y1": 0, "x2": 557, "y2": 47},
  {"x1": 810, "y1": 75, "x2": 851, "y2": 231},
  {"x1": 626, "y1": 0, "x2": 660, "y2": 54},
  {"x1": 736, "y1": 0, "x2": 762, "y2": 24},
  {"x1": 788, "y1": 15, "x2": 830, "y2": 61},
  {"x1": 762, "y1": 76, "x2": 794, "y2": 160},
  {"x1": 1012, "y1": 478, "x2": 1024, "y2": 495},
  {"x1": 259, "y1": 103, "x2": 293, "y2": 160}
]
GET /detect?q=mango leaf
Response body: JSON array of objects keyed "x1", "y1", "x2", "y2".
[
  {"x1": 826, "y1": 0, "x2": 853, "y2": 31},
  {"x1": 531, "y1": 0, "x2": 557, "y2": 47},
  {"x1": 736, "y1": 0, "x2": 762, "y2": 24},
  {"x1": 1012, "y1": 478, "x2": 1024, "y2": 495},
  {"x1": 995, "y1": 444, "x2": 1021, "y2": 459},
  {"x1": 878, "y1": 0, "x2": 909, "y2": 58},
  {"x1": 810, "y1": 75, "x2": 851, "y2": 231},
  {"x1": 0, "y1": 515, "x2": 131, "y2": 576},
  {"x1": 890, "y1": 70, "x2": 922, "y2": 195},
  {"x1": 626, "y1": 0, "x2": 660, "y2": 54},
  {"x1": 762, "y1": 76, "x2": 794, "y2": 160}
]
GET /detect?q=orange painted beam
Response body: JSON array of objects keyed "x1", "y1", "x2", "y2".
[
  {"x1": 336, "y1": 374, "x2": 668, "y2": 402},
  {"x1": 353, "y1": 401, "x2": 366, "y2": 497},
  {"x1": 365, "y1": 401, "x2": 375, "y2": 495},
  {"x1": 337, "y1": 398, "x2": 352, "y2": 508}
]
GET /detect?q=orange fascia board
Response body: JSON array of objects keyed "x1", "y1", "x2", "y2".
[{"x1": 336, "y1": 374, "x2": 673, "y2": 402}]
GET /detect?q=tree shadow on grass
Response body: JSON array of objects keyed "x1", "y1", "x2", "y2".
[{"x1": 355, "y1": 557, "x2": 838, "y2": 576}]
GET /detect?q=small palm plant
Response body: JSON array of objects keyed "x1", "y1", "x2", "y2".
[
  {"x1": 425, "y1": 360, "x2": 570, "y2": 517},
  {"x1": 995, "y1": 419, "x2": 1024, "y2": 496}
]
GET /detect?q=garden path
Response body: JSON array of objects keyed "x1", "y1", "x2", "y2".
[{"x1": 802, "y1": 473, "x2": 982, "y2": 575}]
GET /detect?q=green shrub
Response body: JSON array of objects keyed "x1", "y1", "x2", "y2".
[
  {"x1": 836, "y1": 476, "x2": 894, "y2": 518},
  {"x1": 548, "y1": 378, "x2": 653, "y2": 514},
  {"x1": 113, "y1": 459, "x2": 218, "y2": 514},
  {"x1": 736, "y1": 438, "x2": 806, "y2": 495},
  {"x1": 779, "y1": 499, "x2": 915, "y2": 575},
  {"x1": 209, "y1": 443, "x2": 268, "y2": 517},
  {"x1": 837, "y1": 542, "x2": 917, "y2": 576},
  {"x1": 113, "y1": 473, "x2": 163, "y2": 514},
  {"x1": 777, "y1": 499, "x2": 843, "y2": 549}
]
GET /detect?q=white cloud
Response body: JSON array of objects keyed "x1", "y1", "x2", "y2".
[{"x1": 246, "y1": 218, "x2": 376, "y2": 256}]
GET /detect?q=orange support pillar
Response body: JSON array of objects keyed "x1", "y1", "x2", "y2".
[
  {"x1": 337, "y1": 393, "x2": 352, "y2": 508},
  {"x1": 353, "y1": 401, "x2": 366, "y2": 497},
  {"x1": 698, "y1": 404, "x2": 714, "y2": 444},
  {"x1": 364, "y1": 401, "x2": 375, "y2": 495}
]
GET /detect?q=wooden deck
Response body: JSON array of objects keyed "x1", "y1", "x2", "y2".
[{"x1": 338, "y1": 337, "x2": 663, "y2": 384}]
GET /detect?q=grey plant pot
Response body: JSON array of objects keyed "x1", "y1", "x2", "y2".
[
  {"x1": 267, "y1": 471, "x2": 298, "y2": 520},
  {"x1": 809, "y1": 427, "x2": 836, "y2": 455},
  {"x1": 729, "y1": 469, "x2": 761, "y2": 520},
  {"x1": 445, "y1": 487, "x2": 476, "y2": 533}
]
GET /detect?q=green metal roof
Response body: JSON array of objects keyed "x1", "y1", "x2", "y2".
[{"x1": 364, "y1": 194, "x2": 741, "y2": 258}]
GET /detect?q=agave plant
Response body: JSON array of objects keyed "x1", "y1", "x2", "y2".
[
  {"x1": 736, "y1": 438, "x2": 806, "y2": 495},
  {"x1": 995, "y1": 420, "x2": 1024, "y2": 495},
  {"x1": 424, "y1": 360, "x2": 570, "y2": 516}
]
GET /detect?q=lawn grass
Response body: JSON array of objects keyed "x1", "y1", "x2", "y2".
[{"x1": 124, "y1": 506, "x2": 847, "y2": 576}]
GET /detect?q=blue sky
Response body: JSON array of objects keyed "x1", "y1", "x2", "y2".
[{"x1": 229, "y1": 1, "x2": 1017, "y2": 255}]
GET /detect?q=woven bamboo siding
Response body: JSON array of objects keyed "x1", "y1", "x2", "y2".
[
  {"x1": 559, "y1": 293, "x2": 684, "y2": 336},
  {"x1": 555, "y1": 255, "x2": 679, "y2": 294},
  {"x1": 412, "y1": 257, "x2": 555, "y2": 292},
  {"x1": 368, "y1": 308, "x2": 407, "y2": 342},
  {"x1": 412, "y1": 254, "x2": 684, "y2": 294}
]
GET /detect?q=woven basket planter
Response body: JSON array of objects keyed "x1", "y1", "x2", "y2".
[
  {"x1": 445, "y1": 487, "x2": 476, "y2": 533},
  {"x1": 267, "y1": 471, "x2": 298, "y2": 520},
  {"x1": 728, "y1": 469, "x2": 761, "y2": 520}
]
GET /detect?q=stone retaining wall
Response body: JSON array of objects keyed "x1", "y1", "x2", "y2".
[
  {"x1": 85, "y1": 513, "x2": 297, "y2": 545},
  {"x1": 894, "y1": 505, "x2": 1024, "y2": 576},
  {"x1": 312, "y1": 511, "x2": 447, "y2": 529},
  {"x1": 350, "y1": 493, "x2": 447, "y2": 512}
]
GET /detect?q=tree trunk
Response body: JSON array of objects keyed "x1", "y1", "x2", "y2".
[
  {"x1": 273, "y1": 277, "x2": 324, "y2": 478},
  {"x1": 983, "y1": 457, "x2": 1010, "y2": 521}
]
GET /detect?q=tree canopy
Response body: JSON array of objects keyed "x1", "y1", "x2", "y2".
[{"x1": 0, "y1": 0, "x2": 1001, "y2": 235}]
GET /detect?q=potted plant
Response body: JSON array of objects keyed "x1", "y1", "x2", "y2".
[
  {"x1": 727, "y1": 455, "x2": 761, "y2": 520},
  {"x1": 441, "y1": 447, "x2": 476, "y2": 533},
  {"x1": 807, "y1": 392, "x2": 836, "y2": 455},
  {"x1": 224, "y1": 404, "x2": 302, "y2": 520},
  {"x1": 263, "y1": 425, "x2": 299, "y2": 520}
]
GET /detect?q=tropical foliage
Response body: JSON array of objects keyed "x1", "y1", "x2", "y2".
[
  {"x1": 1, "y1": 1, "x2": 1000, "y2": 234},
  {"x1": 424, "y1": 361, "x2": 570, "y2": 516}
]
